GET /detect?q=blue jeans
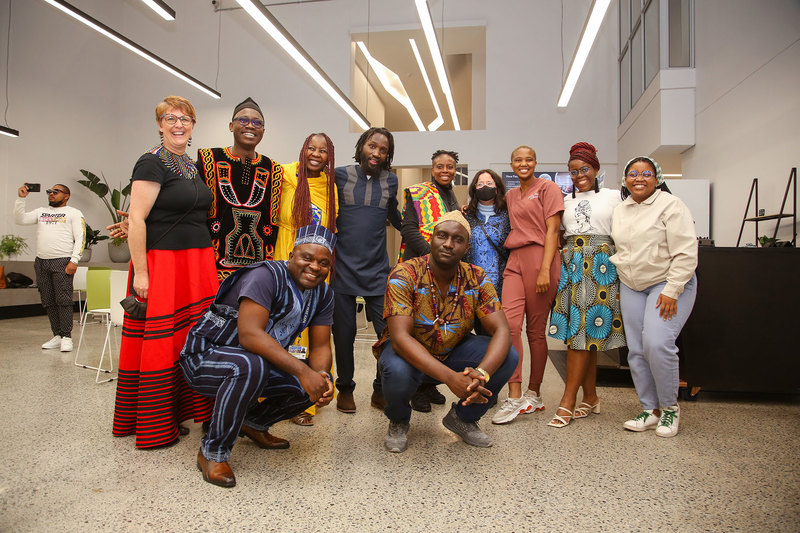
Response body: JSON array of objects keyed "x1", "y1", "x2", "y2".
[
  {"x1": 620, "y1": 275, "x2": 697, "y2": 410},
  {"x1": 378, "y1": 334, "x2": 518, "y2": 423}
]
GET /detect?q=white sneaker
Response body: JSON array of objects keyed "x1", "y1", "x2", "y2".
[
  {"x1": 60, "y1": 337, "x2": 73, "y2": 352},
  {"x1": 42, "y1": 336, "x2": 62, "y2": 349},
  {"x1": 655, "y1": 405, "x2": 680, "y2": 438},
  {"x1": 523, "y1": 390, "x2": 545, "y2": 412},
  {"x1": 491, "y1": 397, "x2": 531, "y2": 425},
  {"x1": 623, "y1": 409, "x2": 658, "y2": 432}
]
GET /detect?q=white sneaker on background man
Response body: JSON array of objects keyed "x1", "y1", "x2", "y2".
[
  {"x1": 42, "y1": 336, "x2": 62, "y2": 349},
  {"x1": 60, "y1": 337, "x2": 73, "y2": 352}
]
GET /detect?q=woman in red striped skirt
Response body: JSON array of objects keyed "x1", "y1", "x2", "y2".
[{"x1": 112, "y1": 95, "x2": 218, "y2": 448}]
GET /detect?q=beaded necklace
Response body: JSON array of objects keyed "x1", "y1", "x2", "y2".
[
  {"x1": 150, "y1": 145, "x2": 198, "y2": 180},
  {"x1": 426, "y1": 255, "x2": 462, "y2": 341}
]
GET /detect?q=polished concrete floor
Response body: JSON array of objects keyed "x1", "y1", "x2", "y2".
[{"x1": 1, "y1": 314, "x2": 798, "y2": 532}]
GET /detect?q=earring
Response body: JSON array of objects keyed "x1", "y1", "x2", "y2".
[
  {"x1": 594, "y1": 179, "x2": 600, "y2": 192},
  {"x1": 188, "y1": 136, "x2": 192, "y2": 147},
  {"x1": 571, "y1": 188, "x2": 576, "y2": 199},
  {"x1": 159, "y1": 131, "x2": 163, "y2": 142}
]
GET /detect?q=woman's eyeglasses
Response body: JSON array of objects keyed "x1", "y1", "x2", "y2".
[
  {"x1": 626, "y1": 170, "x2": 654, "y2": 178},
  {"x1": 569, "y1": 166, "x2": 592, "y2": 177},
  {"x1": 160, "y1": 113, "x2": 195, "y2": 126}
]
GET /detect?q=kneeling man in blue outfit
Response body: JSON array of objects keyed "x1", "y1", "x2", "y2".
[
  {"x1": 181, "y1": 224, "x2": 337, "y2": 488},
  {"x1": 374, "y1": 210, "x2": 518, "y2": 453}
]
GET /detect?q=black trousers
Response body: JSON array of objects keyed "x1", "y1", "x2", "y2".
[
  {"x1": 332, "y1": 291, "x2": 385, "y2": 394},
  {"x1": 34, "y1": 257, "x2": 74, "y2": 337}
]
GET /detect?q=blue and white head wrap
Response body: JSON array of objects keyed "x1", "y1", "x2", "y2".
[{"x1": 294, "y1": 224, "x2": 337, "y2": 254}]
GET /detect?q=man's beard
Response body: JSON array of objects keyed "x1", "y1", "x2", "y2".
[{"x1": 48, "y1": 200, "x2": 64, "y2": 207}]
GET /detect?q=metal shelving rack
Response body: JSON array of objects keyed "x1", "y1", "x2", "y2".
[{"x1": 736, "y1": 167, "x2": 797, "y2": 247}]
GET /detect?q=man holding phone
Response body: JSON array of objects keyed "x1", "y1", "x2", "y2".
[{"x1": 15, "y1": 182, "x2": 86, "y2": 352}]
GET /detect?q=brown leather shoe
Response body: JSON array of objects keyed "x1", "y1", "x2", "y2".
[
  {"x1": 240, "y1": 425, "x2": 290, "y2": 449},
  {"x1": 196, "y1": 449, "x2": 235, "y2": 488},
  {"x1": 336, "y1": 391, "x2": 357, "y2": 413},
  {"x1": 370, "y1": 390, "x2": 386, "y2": 410}
]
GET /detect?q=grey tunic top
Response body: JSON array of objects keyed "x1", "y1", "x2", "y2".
[{"x1": 333, "y1": 165, "x2": 402, "y2": 296}]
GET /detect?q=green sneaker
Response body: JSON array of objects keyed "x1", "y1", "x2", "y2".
[
  {"x1": 623, "y1": 409, "x2": 658, "y2": 432},
  {"x1": 655, "y1": 405, "x2": 680, "y2": 438}
]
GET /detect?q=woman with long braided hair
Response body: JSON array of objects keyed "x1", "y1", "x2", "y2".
[{"x1": 275, "y1": 132, "x2": 338, "y2": 425}]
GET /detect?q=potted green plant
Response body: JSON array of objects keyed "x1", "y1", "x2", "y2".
[
  {"x1": 77, "y1": 169, "x2": 131, "y2": 263},
  {"x1": 80, "y1": 223, "x2": 109, "y2": 263},
  {"x1": 758, "y1": 235, "x2": 778, "y2": 247},
  {"x1": 0, "y1": 234, "x2": 29, "y2": 289}
]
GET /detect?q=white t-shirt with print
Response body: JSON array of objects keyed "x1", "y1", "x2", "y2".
[{"x1": 562, "y1": 188, "x2": 620, "y2": 237}]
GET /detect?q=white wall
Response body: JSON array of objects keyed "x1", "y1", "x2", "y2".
[
  {"x1": 681, "y1": 0, "x2": 800, "y2": 246},
  {"x1": 1, "y1": 0, "x2": 620, "y2": 261}
]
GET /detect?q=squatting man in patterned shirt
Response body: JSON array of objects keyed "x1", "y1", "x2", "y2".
[{"x1": 373, "y1": 210, "x2": 519, "y2": 453}]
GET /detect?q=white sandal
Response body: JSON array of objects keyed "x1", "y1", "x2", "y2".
[
  {"x1": 574, "y1": 401, "x2": 600, "y2": 419},
  {"x1": 547, "y1": 406, "x2": 574, "y2": 428}
]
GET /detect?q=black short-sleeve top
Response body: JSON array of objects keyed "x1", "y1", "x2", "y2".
[{"x1": 131, "y1": 152, "x2": 213, "y2": 251}]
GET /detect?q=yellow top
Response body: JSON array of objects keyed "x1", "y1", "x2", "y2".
[{"x1": 275, "y1": 161, "x2": 339, "y2": 264}]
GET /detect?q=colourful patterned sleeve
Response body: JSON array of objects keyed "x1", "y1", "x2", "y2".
[{"x1": 383, "y1": 263, "x2": 417, "y2": 319}]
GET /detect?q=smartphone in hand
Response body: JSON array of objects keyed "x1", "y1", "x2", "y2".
[{"x1": 26, "y1": 183, "x2": 41, "y2": 192}]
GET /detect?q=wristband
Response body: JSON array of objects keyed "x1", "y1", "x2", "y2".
[
  {"x1": 475, "y1": 367, "x2": 490, "y2": 384},
  {"x1": 319, "y1": 370, "x2": 333, "y2": 382}
]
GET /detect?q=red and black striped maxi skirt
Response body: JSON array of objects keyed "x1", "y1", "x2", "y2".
[{"x1": 112, "y1": 247, "x2": 218, "y2": 448}]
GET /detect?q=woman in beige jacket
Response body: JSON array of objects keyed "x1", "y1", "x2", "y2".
[{"x1": 610, "y1": 156, "x2": 697, "y2": 438}]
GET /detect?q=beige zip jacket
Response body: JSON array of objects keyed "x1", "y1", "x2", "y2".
[{"x1": 610, "y1": 189, "x2": 697, "y2": 299}]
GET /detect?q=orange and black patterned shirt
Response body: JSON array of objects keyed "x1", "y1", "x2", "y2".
[{"x1": 373, "y1": 255, "x2": 502, "y2": 360}]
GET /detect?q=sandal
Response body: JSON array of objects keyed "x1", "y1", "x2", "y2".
[
  {"x1": 547, "y1": 406, "x2": 574, "y2": 428},
  {"x1": 574, "y1": 401, "x2": 600, "y2": 419},
  {"x1": 291, "y1": 412, "x2": 314, "y2": 426}
]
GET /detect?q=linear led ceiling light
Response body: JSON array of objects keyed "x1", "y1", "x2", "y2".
[
  {"x1": 557, "y1": 0, "x2": 611, "y2": 107},
  {"x1": 414, "y1": 0, "x2": 460, "y2": 130},
  {"x1": 409, "y1": 38, "x2": 444, "y2": 131},
  {"x1": 357, "y1": 42, "x2": 425, "y2": 132},
  {"x1": 236, "y1": 0, "x2": 369, "y2": 130},
  {"x1": 141, "y1": 0, "x2": 176, "y2": 21},
  {"x1": 41, "y1": 0, "x2": 220, "y2": 99},
  {"x1": 0, "y1": 126, "x2": 20, "y2": 138}
]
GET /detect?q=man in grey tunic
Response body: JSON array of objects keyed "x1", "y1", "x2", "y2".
[{"x1": 332, "y1": 127, "x2": 402, "y2": 413}]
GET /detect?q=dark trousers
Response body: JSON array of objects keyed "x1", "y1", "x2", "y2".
[
  {"x1": 332, "y1": 292, "x2": 385, "y2": 394},
  {"x1": 378, "y1": 334, "x2": 519, "y2": 423},
  {"x1": 34, "y1": 257, "x2": 74, "y2": 337},
  {"x1": 180, "y1": 346, "x2": 312, "y2": 463}
]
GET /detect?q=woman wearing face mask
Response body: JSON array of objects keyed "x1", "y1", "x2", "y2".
[
  {"x1": 463, "y1": 169, "x2": 510, "y2": 336},
  {"x1": 547, "y1": 142, "x2": 626, "y2": 428},
  {"x1": 611, "y1": 156, "x2": 697, "y2": 438}
]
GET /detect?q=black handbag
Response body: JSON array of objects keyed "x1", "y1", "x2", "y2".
[{"x1": 119, "y1": 294, "x2": 147, "y2": 319}]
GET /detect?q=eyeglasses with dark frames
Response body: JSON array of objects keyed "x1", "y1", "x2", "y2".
[
  {"x1": 234, "y1": 117, "x2": 264, "y2": 129},
  {"x1": 46, "y1": 189, "x2": 66, "y2": 195},
  {"x1": 159, "y1": 113, "x2": 195, "y2": 126}
]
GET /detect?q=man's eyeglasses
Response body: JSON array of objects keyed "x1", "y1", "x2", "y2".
[
  {"x1": 626, "y1": 170, "x2": 654, "y2": 178},
  {"x1": 234, "y1": 117, "x2": 264, "y2": 129},
  {"x1": 46, "y1": 189, "x2": 66, "y2": 195},
  {"x1": 159, "y1": 113, "x2": 195, "y2": 126},
  {"x1": 569, "y1": 166, "x2": 592, "y2": 177}
]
